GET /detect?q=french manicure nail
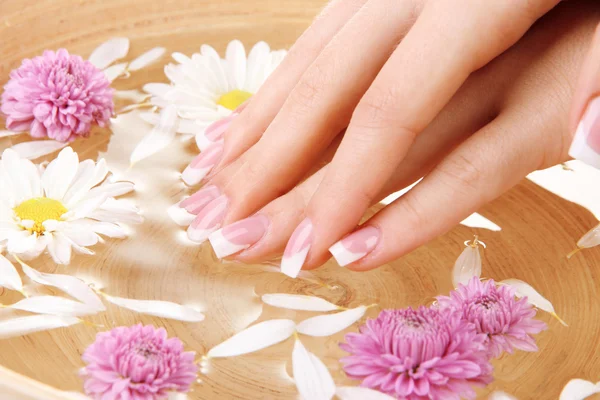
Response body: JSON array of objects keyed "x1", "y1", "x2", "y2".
[
  {"x1": 181, "y1": 141, "x2": 224, "y2": 186},
  {"x1": 208, "y1": 214, "x2": 269, "y2": 258},
  {"x1": 280, "y1": 218, "x2": 313, "y2": 278},
  {"x1": 196, "y1": 113, "x2": 237, "y2": 151},
  {"x1": 187, "y1": 195, "x2": 229, "y2": 243},
  {"x1": 569, "y1": 97, "x2": 600, "y2": 169},
  {"x1": 329, "y1": 226, "x2": 380, "y2": 267},
  {"x1": 167, "y1": 186, "x2": 221, "y2": 226}
]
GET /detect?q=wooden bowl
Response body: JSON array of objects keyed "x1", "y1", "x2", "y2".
[{"x1": 1, "y1": 1, "x2": 599, "y2": 399}]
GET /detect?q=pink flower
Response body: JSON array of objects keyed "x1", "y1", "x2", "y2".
[
  {"x1": 1, "y1": 49, "x2": 113, "y2": 142},
  {"x1": 81, "y1": 324, "x2": 198, "y2": 400},
  {"x1": 340, "y1": 306, "x2": 493, "y2": 400},
  {"x1": 437, "y1": 277, "x2": 547, "y2": 358}
]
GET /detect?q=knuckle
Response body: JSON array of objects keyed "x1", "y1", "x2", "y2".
[
  {"x1": 436, "y1": 153, "x2": 485, "y2": 196},
  {"x1": 354, "y1": 86, "x2": 402, "y2": 130},
  {"x1": 289, "y1": 62, "x2": 330, "y2": 110}
]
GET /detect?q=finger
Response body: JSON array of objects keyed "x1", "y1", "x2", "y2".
[
  {"x1": 193, "y1": 0, "x2": 368, "y2": 156},
  {"x1": 204, "y1": 0, "x2": 426, "y2": 227},
  {"x1": 569, "y1": 22, "x2": 600, "y2": 169},
  {"x1": 292, "y1": 0, "x2": 558, "y2": 274}
]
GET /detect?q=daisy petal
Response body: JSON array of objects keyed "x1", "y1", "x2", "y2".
[
  {"x1": 0, "y1": 315, "x2": 80, "y2": 339},
  {"x1": 9, "y1": 296, "x2": 98, "y2": 317},
  {"x1": 489, "y1": 392, "x2": 518, "y2": 400},
  {"x1": 207, "y1": 319, "x2": 296, "y2": 358},
  {"x1": 560, "y1": 379, "x2": 600, "y2": 400},
  {"x1": 89, "y1": 37, "x2": 130, "y2": 70},
  {"x1": 47, "y1": 232, "x2": 73, "y2": 265},
  {"x1": 245, "y1": 41, "x2": 270, "y2": 93},
  {"x1": 296, "y1": 306, "x2": 368, "y2": 337},
  {"x1": 130, "y1": 104, "x2": 179, "y2": 165},
  {"x1": 0, "y1": 130, "x2": 21, "y2": 138},
  {"x1": 127, "y1": 47, "x2": 166, "y2": 71},
  {"x1": 336, "y1": 387, "x2": 396, "y2": 400},
  {"x1": 0, "y1": 254, "x2": 23, "y2": 293},
  {"x1": 103, "y1": 62, "x2": 128, "y2": 82},
  {"x1": 292, "y1": 339, "x2": 336, "y2": 400},
  {"x1": 42, "y1": 147, "x2": 80, "y2": 200},
  {"x1": 9, "y1": 140, "x2": 68, "y2": 160},
  {"x1": 101, "y1": 293, "x2": 204, "y2": 322},
  {"x1": 143, "y1": 83, "x2": 172, "y2": 98},
  {"x1": 261, "y1": 294, "x2": 340, "y2": 312},
  {"x1": 226, "y1": 40, "x2": 247, "y2": 90}
]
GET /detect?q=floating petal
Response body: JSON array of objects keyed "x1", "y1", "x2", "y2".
[
  {"x1": 9, "y1": 296, "x2": 98, "y2": 317},
  {"x1": 10, "y1": 140, "x2": 68, "y2": 160},
  {"x1": 261, "y1": 294, "x2": 339, "y2": 312},
  {"x1": 292, "y1": 339, "x2": 336, "y2": 400},
  {"x1": 570, "y1": 223, "x2": 600, "y2": 258},
  {"x1": 130, "y1": 104, "x2": 178, "y2": 165},
  {"x1": 0, "y1": 130, "x2": 21, "y2": 138},
  {"x1": 559, "y1": 379, "x2": 600, "y2": 400},
  {"x1": 489, "y1": 392, "x2": 518, "y2": 400},
  {"x1": 296, "y1": 306, "x2": 367, "y2": 337},
  {"x1": 128, "y1": 47, "x2": 166, "y2": 71},
  {"x1": 0, "y1": 315, "x2": 80, "y2": 339},
  {"x1": 500, "y1": 279, "x2": 567, "y2": 326},
  {"x1": 103, "y1": 62, "x2": 128, "y2": 82},
  {"x1": 0, "y1": 254, "x2": 23, "y2": 293},
  {"x1": 89, "y1": 37, "x2": 130, "y2": 70},
  {"x1": 452, "y1": 242, "x2": 482, "y2": 288},
  {"x1": 336, "y1": 387, "x2": 396, "y2": 400},
  {"x1": 101, "y1": 293, "x2": 204, "y2": 322},
  {"x1": 207, "y1": 319, "x2": 296, "y2": 358}
]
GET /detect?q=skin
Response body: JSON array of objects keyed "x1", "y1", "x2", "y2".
[{"x1": 197, "y1": 0, "x2": 600, "y2": 271}]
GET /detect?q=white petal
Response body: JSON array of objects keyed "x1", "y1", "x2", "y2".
[
  {"x1": 296, "y1": 306, "x2": 367, "y2": 337},
  {"x1": 0, "y1": 315, "x2": 80, "y2": 339},
  {"x1": 7, "y1": 231, "x2": 39, "y2": 254},
  {"x1": 89, "y1": 37, "x2": 130, "y2": 69},
  {"x1": 0, "y1": 254, "x2": 23, "y2": 292},
  {"x1": 101, "y1": 293, "x2": 204, "y2": 322},
  {"x1": 245, "y1": 42, "x2": 270, "y2": 92},
  {"x1": 177, "y1": 119, "x2": 203, "y2": 135},
  {"x1": 559, "y1": 379, "x2": 600, "y2": 400},
  {"x1": 86, "y1": 181, "x2": 134, "y2": 199},
  {"x1": 130, "y1": 104, "x2": 179, "y2": 165},
  {"x1": 207, "y1": 319, "x2": 296, "y2": 358},
  {"x1": 226, "y1": 40, "x2": 247, "y2": 90},
  {"x1": 0, "y1": 130, "x2": 21, "y2": 138},
  {"x1": 103, "y1": 62, "x2": 128, "y2": 82},
  {"x1": 201, "y1": 44, "x2": 220, "y2": 60},
  {"x1": 500, "y1": 278, "x2": 567, "y2": 326},
  {"x1": 113, "y1": 89, "x2": 150, "y2": 103},
  {"x1": 576, "y1": 223, "x2": 600, "y2": 250},
  {"x1": 452, "y1": 244, "x2": 482, "y2": 288},
  {"x1": 42, "y1": 147, "x2": 79, "y2": 200},
  {"x1": 489, "y1": 392, "x2": 518, "y2": 400},
  {"x1": 81, "y1": 220, "x2": 127, "y2": 238},
  {"x1": 261, "y1": 294, "x2": 339, "y2": 312},
  {"x1": 61, "y1": 393, "x2": 92, "y2": 400},
  {"x1": 60, "y1": 223, "x2": 100, "y2": 247},
  {"x1": 167, "y1": 394, "x2": 188, "y2": 400},
  {"x1": 47, "y1": 232, "x2": 73, "y2": 265},
  {"x1": 66, "y1": 194, "x2": 109, "y2": 220},
  {"x1": 9, "y1": 296, "x2": 98, "y2": 317},
  {"x1": 18, "y1": 259, "x2": 104, "y2": 311},
  {"x1": 292, "y1": 339, "x2": 336, "y2": 400},
  {"x1": 2, "y1": 148, "x2": 33, "y2": 202},
  {"x1": 9, "y1": 140, "x2": 68, "y2": 160},
  {"x1": 143, "y1": 83, "x2": 173, "y2": 98},
  {"x1": 89, "y1": 198, "x2": 143, "y2": 224},
  {"x1": 128, "y1": 47, "x2": 166, "y2": 71},
  {"x1": 336, "y1": 387, "x2": 395, "y2": 400}
]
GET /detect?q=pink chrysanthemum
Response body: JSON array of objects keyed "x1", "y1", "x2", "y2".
[
  {"x1": 340, "y1": 306, "x2": 493, "y2": 400},
  {"x1": 1, "y1": 48, "x2": 113, "y2": 142},
  {"x1": 437, "y1": 277, "x2": 547, "y2": 358},
  {"x1": 81, "y1": 324, "x2": 198, "y2": 400}
]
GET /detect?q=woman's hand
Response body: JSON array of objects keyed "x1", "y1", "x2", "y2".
[{"x1": 186, "y1": 0, "x2": 597, "y2": 276}]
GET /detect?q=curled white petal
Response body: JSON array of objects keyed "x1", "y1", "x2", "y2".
[
  {"x1": 89, "y1": 37, "x2": 130, "y2": 69},
  {"x1": 296, "y1": 306, "x2": 367, "y2": 337},
  {"x1": 0, "y1": 254, "x2": 23, "y2": 293},
  {"x1": 101, "y1": 293, "x2": 204, "y2": 322},
  {"x1": 336, "y1": 387, "x2": 396, "y2": 400},
  {"x1": 207, "y1": 319, "x2": 296, "y2": 358},
  {"x1": 9, "y1": 140, "x2": 68, "y2": 160},
  {"x1": 130, "y1": 104, "x2": 178, "y2": 165},
  {"x1": 452, "y1": 243, "x2": 482, "y2": 288},
  {"x1": 559, "y1": 379, "x2": 600, "y2": 400},
  {"x1": 103, "y1": 62, "x2": 128, "y2": 82},
  {"x1": 292, "y1": 339, "x2": 336, "y2": 400},
  {"x1": 128, "y1": 47, "x2": 166, "y2": 71},
  {"x1": 576, "y1": 223, "x2": 600, "y2": 251},
  {"x1": 9, "y1": 296, "x2": 98, "y2": 317},
  {"x1": 261, "y1": 294, "x2": 340, "y2": 312},
  {"x1": 500, "y1": 278, "x2": 567, "y2": 326},
  {"x1": 0, "y1": 315, "x2": 80, "y2": 339}
]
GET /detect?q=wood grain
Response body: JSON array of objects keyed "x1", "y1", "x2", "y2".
[{"x1": 1, "y1": 1, "x2": 600, "y2": 399}]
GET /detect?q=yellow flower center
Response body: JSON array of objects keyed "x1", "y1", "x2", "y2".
[
  {"x1": 216, "y1": 90, "x2": 252, "y2": 111},
  {"x1": 13, "y1": 197, "x2": 67, "y2": 235}
]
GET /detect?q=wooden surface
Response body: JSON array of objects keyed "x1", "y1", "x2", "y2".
[{"x1": 1, "y1": 1, "x2": 600, "y2": 399}]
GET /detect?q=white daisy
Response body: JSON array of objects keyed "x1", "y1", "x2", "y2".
[
  {"x1": 0, "y1": 147, "x2": 142, "y2": 265},
  {"x1": 134, "y1": 40, "x2": 286, "y2": 162}
]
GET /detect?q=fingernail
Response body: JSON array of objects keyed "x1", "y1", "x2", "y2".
[
  {"x1": 329, "y1": 226, "x2": 380, "y2": 267},
  {"x1": 569, "y1": 97, "x2": 600, "y2": 169},
  {"x1": 181, "y1": 141, "x2": 224, "y2": 186},
  {"x1": 187, "y1": 195, "x2": 229, "y2": 243},
  {"x1": 196, "y1": 113, "x2": 237, "y2": 151},
  {"x1": 208, "y1": 214, "x2": 269, "y2": 258},
  {"x1": 280, "y1": 218, "x2": 313, "y2": 278},
  {"x1": 168, "y1": 186, "x2": 221, "y2": 226}
]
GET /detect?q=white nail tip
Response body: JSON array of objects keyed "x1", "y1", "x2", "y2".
[
  {"x1": 280, "y1": 247, "x2": 310, "y2": 278},
  {"x1": 181, "y1": 165, "x2": 211, "y2": 186},
  {"x1": 187, "y1": 225, "x2": 216, "y2": 244},
  {"x1": 167, "y1": 203, "x2": 196, "y2": 226},
  {"x1": 195, "y1": 133, "x2": 214, "y2": 152},
  {"x1": 329, "y1": 242, "x2": 365, "y2": 267},
  {"x1": 208, "y1": 229, "x2": 249, "y2": 259},
  {"x1": 569, "y1": 122, "x2": 600, "y2": 169}
]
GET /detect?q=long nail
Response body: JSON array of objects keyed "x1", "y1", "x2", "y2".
[
  {"x1": 329, "y1": 226, "x2": 380, "y2": 267},
  {"x1": 208, "y1": 214, "x2": 269, "y2": 258},
  {"x1": 167, "y1": 186, "x2": 221, "y2": 226},
  {"x1": 187, "y1": 195, "x2": 229, "y2": 243},
  {"x1": 196, "y1": 113, "x2": 237, "y2": 152},
  {"x1": 181, "y1": 141, "x2": 224, "y2": 186},
  {"x1": 280, "y1": 218, "x2": 313, "y2": 278},
  {"x1": 569, "y1": 97, "x2": 600, "y2": 169}
]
